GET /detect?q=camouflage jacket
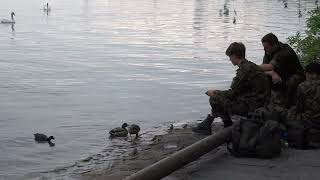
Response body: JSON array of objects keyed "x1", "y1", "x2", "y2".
[
  {"x1": 287, "y1": 78, "x2": 320, "y2": 127},
  {"x1": 263, "y1": 42, "x2": 304, "y2": 83},
  {"x1": 218, "y1": 59, "x2": 270, "y2": 111}
]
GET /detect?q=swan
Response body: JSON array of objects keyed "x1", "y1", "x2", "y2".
[
  {"x1": 44, "y1": 3, "x2": 51, "y2": 11},
  {"x1": 1, "y1": 12, "x2": 15, "y2": 24},
  {"x1": 109, "y1": 123, "x2": 128, "y2": 137}
]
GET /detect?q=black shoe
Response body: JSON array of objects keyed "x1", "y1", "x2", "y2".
[{"x1": 192, "y1": 114, "x2": 215, "y2": 135}]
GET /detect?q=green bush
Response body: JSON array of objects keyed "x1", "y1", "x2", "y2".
[{"x1": 287, "y1": 8, "x2": 320, "y2": 65}]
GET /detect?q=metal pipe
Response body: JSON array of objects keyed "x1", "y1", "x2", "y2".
[{"x1": 123, "y1": 127, "x2": 232, "y2": 180}]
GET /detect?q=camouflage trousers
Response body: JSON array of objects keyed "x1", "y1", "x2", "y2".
[{"x1": 209, "y1": 92, "x2": 249, "y2": 126}]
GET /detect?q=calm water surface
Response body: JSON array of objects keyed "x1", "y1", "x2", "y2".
[{"x1": 0, "y1": 0, "x2": 317, "y2": 179}]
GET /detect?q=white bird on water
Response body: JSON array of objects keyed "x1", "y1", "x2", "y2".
[
  {"x1": 44, "y1": 3, "x2": 51, "y2": 12},
  {"x1": 1, "y1": 12, "x2": 15, "y2": 24}
]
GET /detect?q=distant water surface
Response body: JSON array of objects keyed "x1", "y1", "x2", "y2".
[{"x1": 0, "y1": 0, "x2": 316, "y2": 179}]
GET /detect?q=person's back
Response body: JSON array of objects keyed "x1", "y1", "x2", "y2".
[{"x1": 230, "y1": 60, "x2": 270, "y2": 111}]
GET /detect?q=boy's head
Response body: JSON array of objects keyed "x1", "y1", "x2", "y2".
[{"x1": 226, "y1": 42, "x2": 246, "y2": 65}]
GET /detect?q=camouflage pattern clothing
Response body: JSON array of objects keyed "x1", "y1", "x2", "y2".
[
  {"x1": 284, "y1": 77, "x2": 320, "y2": 148},
  {"x1": 263, "y1": 42, "x2": 305, "y2": 108},
  {"x1": 209, "y1": 59, "x2": 270, "y2": 123},
  {"x1": 286, "y1": 78, "x2": 320, "y2": 125}
]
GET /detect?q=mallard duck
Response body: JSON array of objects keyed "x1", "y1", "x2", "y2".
[
  {"x1": 127, "y1": 124, "x2": 140, "y2": 140},
  {"x1": 109, "y1": 123, "x2": 128, "y2": 137}
]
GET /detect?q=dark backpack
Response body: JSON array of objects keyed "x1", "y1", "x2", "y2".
[
  {"x1": 227, "y1": 107, "x2": 281, "y2": 158},
  {"x1": 286, "y1": 120, "x2": 320, "y2": 149}
]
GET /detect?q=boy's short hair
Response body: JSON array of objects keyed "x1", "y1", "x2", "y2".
[
  {"x1": 261, "y1": 33, "x2": 279, "y2": 45},
  {"x1": 226, "y1": 42, "x2": 246, "y2": 58},
  {"x1": 305, "y1": 62, "x2": 320, "y2": 75}
]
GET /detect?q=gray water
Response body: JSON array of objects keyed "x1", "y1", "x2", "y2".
[{"x1": 0, "y1": 0, "x2": 316, "y2": 179}]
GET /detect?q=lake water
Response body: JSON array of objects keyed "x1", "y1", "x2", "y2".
[{"x1": 0, "y1": 0, "x2": 317, "y2": 179}]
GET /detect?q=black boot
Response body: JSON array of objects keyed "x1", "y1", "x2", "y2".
[{"x1": 192, "y1": 114, "x2": 215, "y2": 135}]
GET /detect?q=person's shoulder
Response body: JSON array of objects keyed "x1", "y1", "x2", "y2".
[
  {"x1": 279, "y1": 42, "x2": 291, "y2": 49},
  {"x1": 238, "y1": 60, "x2": 260, "y2": 73},
  {"x1": 279, "y1": 42, "x2": 295, "y2": 54},
  {"x1": 242, "y1": 60, "x2": 259, "y2": 69},
  {"x1": 298, "y1": 79, "x2": 320, "y2": 91}
]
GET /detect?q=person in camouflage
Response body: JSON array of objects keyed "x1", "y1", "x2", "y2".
[
  {"x1": 260, "y1": 33, "x2": 305, "y2": 108},
  {"x1": 283, "y1": 62, "x2": 320, "y2": 148},
  {"x1": 192, "y1": 42, "x2": 270, "y2": 135}
]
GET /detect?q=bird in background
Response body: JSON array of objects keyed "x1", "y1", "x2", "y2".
[
  {"x1": 1, "y1": 12, "x2": 15, "y2": 24},
  {"x1": 44, "y1": 3, "x2": 51, "y2": 12}
]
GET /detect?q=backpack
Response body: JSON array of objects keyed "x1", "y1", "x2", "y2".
[
  {"x1": 286, "y1": 120, "x2": 320, "y2": 149},
  {"x1": 227, "y1": 107, "x2": 281, "y2": 158}
]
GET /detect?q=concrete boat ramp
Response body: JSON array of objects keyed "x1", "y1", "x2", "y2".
[
  {"x1": 164, "y1": 145, "x2": 320, "y2": 180},
  {"x1": 81, "y1": 122, "x2": 320, "y2": 180}
]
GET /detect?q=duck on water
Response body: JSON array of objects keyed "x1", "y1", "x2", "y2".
[
  {"x1": 109, "y1": 123, "x2": 141, "y2": 141},
  {"x1": 34, "y1": 133, "x2": 55, "y2": 146},
  {"x1": 109, "y1": 123, "x2": 129, "y2": 137}
]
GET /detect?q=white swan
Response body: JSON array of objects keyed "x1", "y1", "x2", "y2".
[
  {"x1": 44, "y1": 3, "x2": 51, "y2": 11},
  {"x1": 1, "y1": 12, "x2": 15, "y2": 24}
]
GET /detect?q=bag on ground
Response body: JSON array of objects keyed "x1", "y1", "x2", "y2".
[{"x1": 228, "y1": 107, "x2": 281, "y2": 158}]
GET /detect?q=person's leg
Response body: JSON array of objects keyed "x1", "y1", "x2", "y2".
[
  {"x1": 285, "y1": 74, "x2": 304, "y2": 108},
  {"x1": 192, "y1": 93, "x2": 227, "y2": 135},
  {"x1": 223, "y1": 100, "x2": 249, "y2": 127}
]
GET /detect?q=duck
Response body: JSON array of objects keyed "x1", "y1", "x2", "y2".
[
  {"x1": 34, "y1": 133, "x2": 55, "y2": 146},
  {"x1": 1, "y1": 12, "x2": 15, "y2": 24},
  {"x1": 169, "y1": 124, "x2": 174, "y2": 131},
  {"x1": 109, "y1": 123, "x2": 128, "y2": 137},
  {"x1": 127, "y1": 124, "x2": 140, "y2": 140}
]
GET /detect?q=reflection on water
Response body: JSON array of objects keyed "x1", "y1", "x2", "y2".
[{"x1": 0, "y1": 0, "x2": 317, "y2": 179}]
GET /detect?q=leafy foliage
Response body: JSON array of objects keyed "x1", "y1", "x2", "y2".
[{"x1": 287, "y1": 8, "x2": 320, "y2": 65}]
